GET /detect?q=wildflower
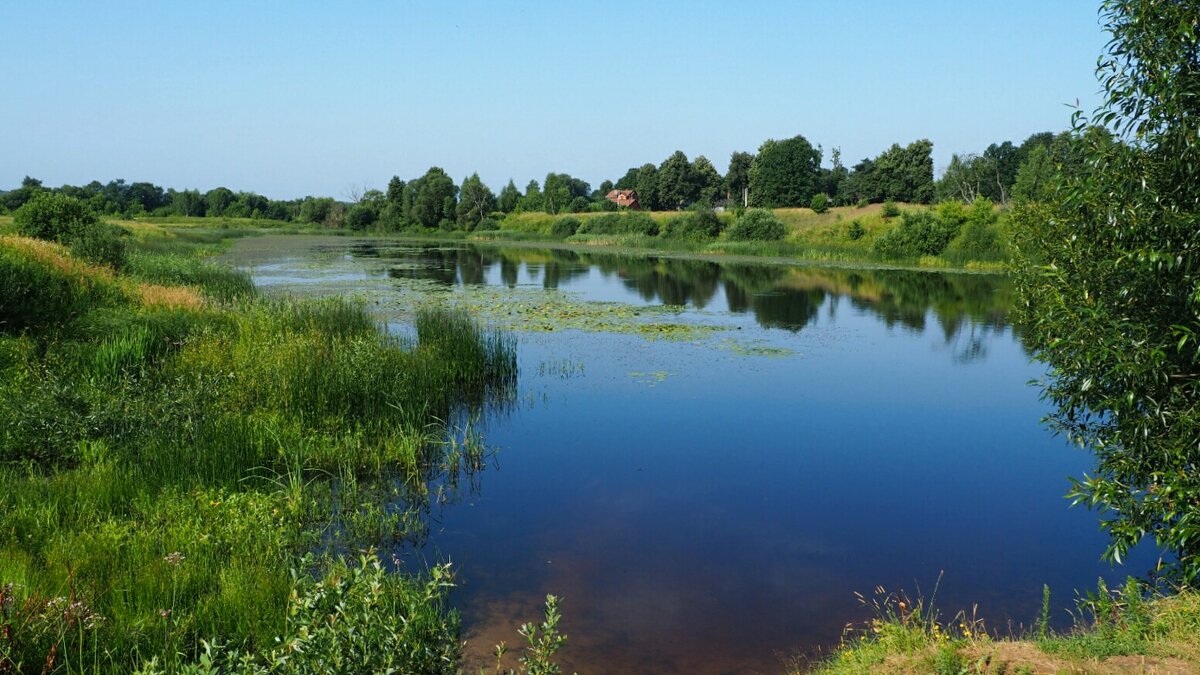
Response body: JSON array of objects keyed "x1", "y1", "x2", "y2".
[
  {"x1": 163, "y1": 552, "x2": 186, "y2": 566},
  {"x1": 158, "y1": 608, "x2": 172, "y2": 619}
]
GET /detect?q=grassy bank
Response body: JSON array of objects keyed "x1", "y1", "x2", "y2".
[
  {"x1": 0, "y1": 223, "x2": 516, "y2": 672},
  {"x1": 82, "y1": 201, "x2": 1012, "y2": 274},
  {"x1": 475, "y1": 203, "x2": 1010, "y2": 272},
  {"x1": 805, "y1": 582, "x2": 1200, "y2": 674}
]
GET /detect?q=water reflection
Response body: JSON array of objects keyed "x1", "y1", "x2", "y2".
[{"x1": 340, "y1": 241, "x2": 1012, "y2": 345}]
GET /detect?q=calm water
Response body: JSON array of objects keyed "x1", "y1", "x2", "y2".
[{"x1": 227, "y1": 236, "x2": 1153, "y2": 674}]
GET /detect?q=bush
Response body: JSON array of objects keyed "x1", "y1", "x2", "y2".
[
  {"x1": 13, "y1": 192, "x2": 97, "y2": 242},
  {"x1": 550, "y1": 216, "x2": 580, "y2": 238},
  {"x1": 810, "y1": 193, "x2": 829, "y2": 214},
  {"x1": 881, "y1": 200, "x2": 901, "y2": 218},
  {"x1": 872, "y1": 210, "x2": 958, "y2": 259},
  {"x1": 726, "y1": 208, "x2": 786, "y2": 241},
  {"x1": 847, "y1": 220, "x2": 865, "y2": 240},
  {"x1": 856, "y1": 198, "x2": 870, "y2": 209},
  {"x1": 474, "y1": 217, "x2": 500, "y2": 231},
  {"x1": 663, "y1": 208, "x2": 722, "y2": 241},
  {"x1": 68, "y1": 221, "x2": 128, "y2": 270},
  {"x1": 947, "y1": 198, "x2": 1003, "y2": 259},
  {"x1": 567, "y1": 196, "x2": 591, "y2": 213},
  {"x1": 576, "y1": 212, "x2": 658, "y2": 237}
]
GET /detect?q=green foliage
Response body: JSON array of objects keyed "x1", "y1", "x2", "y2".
[
  {"x1": 841, "y1": 140, "x2": 935, "y2": 205},
  {"x1": 749, "y1": 135, "x2": 822, "y2": 208},
  {"x1": 475, "y1": 217, "x2": 501, "y2": 231},
  {"x1": 576, "y1": 212, "x2": 658, "y2": 237},
  {"x1": 410, "y1": 167, "x2": 458, "y2": 229},
  {"x1": 67, "y1": 220, "x2": 129, "y2": 269},
  {"x1": 457, "y1": 173, "x2": 496, "y2": 229},
  {"x1": 1012, "y1": 0, "x2": 1200, "y2": 583},
  {"x1": 0, "y1": 233, "x2": 519, "y2": 671},
  {"x1": 847, "y1": 220, "x2": 865, "y2": 240},
  {"x1": 549, "y1": 216, "x2": 580, "y2": 238},
  {"x1": 657, "y1": 150, "x2": 699, "y2": 210},
  {"x1": 13, "y1": 192, "x2": 97, "y2": 242},
  {"x1": 145, "y1": 553, "x2": 460, "y2": 675},
  {"x1": 810, "y1": 193, "x2": 829, "y2": 214},
  {"x1": 494, "y1": 595, "x2": 568, "y2": 675},
  {"x1": 872, "y1": 209, "x2": 959, "y2": 259},
  {"x1": 497, "y1": 180, "x2": 521, "y2": 213},
  {"x1": 726, "y1": 208, "x2": 786, "y2": 241},
  {"x1": 881, "y1": 200, "x2": 900, "y2": 218},
  {"x1": 663, "y1": 207, "x2": 722, "y2": 241},
  {"x1": 946, "y1": 198, "x2": 1004, "y2": 260}
]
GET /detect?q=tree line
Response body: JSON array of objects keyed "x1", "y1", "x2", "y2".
[{"x1": 1, "y1": 130, "x2": 1084, "y2": 233}]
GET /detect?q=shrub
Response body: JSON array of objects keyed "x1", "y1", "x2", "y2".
[
  {"x1": 872, "y1": 210, "x2": 958, "y2": 259},
  {"x1": 856, "y1": 198, "x2": 870, "y2": 209},
  {"x1": 881, "y1": 200, "x2": 901, "y2": 218},
  {"x1": 13, "y1": 192, "x2": 97, "y2": 242},
  {"x1": 946, "y1": 198, "x2": 1002, "y2": 259},
  {"x1": 810, "y1": 193, "x2": 829, "y2": 214},
  {"x1": 475, "y1": 217, "x2": 500, "y2": 231},
  {"x1": 847, "y1": 220, "x2": 865, "y2": 240},
  {"x1": 663, "y1": 208, "x2": 722, "y2": 241},
  {"x1": 550, "y1": 216, "x2": 580, "y2": 238},
  {"x1": 68, "y1": 221, "x2": 128, "y2": 270},
  {"x1": 576, "y1": 212, "x2": 658, "y2": 237},
  {"x1": 726, "y1": 208, "x2": 786, "y2": 241}
]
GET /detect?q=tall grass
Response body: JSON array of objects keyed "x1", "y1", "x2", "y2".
[{"x1": 0, "y1": 233, "x2": 516, "y2": 672}]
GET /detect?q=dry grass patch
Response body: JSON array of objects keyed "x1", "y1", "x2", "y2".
[{"x1": 136, "y1": 283, "x2": 206, "y2": 310}]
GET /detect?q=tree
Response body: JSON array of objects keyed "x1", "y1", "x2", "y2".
[
  {"x1": 386, "y1": 176, "x2": 405, "y2": 204},
  {"x1": 691, "y1": 155, "x2": 723, "y2": 206},
  {"x1": 657, "y1": 151, "x2": 698, "y2": 210},
  {"x1": 410, "y1": 167, "x2": 457, "y2": 229},
  {"x1": 520, "y1": 179, "x2": 543, "y2": 212},
  {"x1": 634, "y1": 164, "x2": 659, "y2": 211},
  {"x1": 1013, "y1": 0, "x2": 1200, "y2": 582},
  {"x1": 204, "y1": 187, "x2": 235, "y2": 217},
  {"x1": 171, "y1": 189, "x2": 205, "y2": 217},
  {"x1": 456, "y1": 173, "x2": 496, "y2": 228},
  {"x1": 821, "y1": 147, "x2": 850, "y2": 204},
  {"x1": 614, "y1": 167, "x2": 641, "y2": 191},
  {"x1": 497, "y1": 179, "x2": 521, "y2": 213},
  {"x1": 748, "y1": 135, "x2": 822, "y2": 208},
  {"x1": 725, "y1": 151, "x2": 753, "y2": 206}
]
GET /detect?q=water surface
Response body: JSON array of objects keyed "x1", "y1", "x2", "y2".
[{"x1": 226, "y1": 237, "x2": 1151, "y2": 674}]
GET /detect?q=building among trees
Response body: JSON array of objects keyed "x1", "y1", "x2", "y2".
[{"x1": 605, "y1": 189, "x2": 640, "y2": 210}]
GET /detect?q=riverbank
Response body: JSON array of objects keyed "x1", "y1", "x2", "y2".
[
  {"x1": 2, "y1": 200, "x2": 1012, "y2": 274},
  {"x1": 804, "y1": 584, "x2": 1200, "y2": 674},
  {"x1": 0, "y1": 221, "x2": 515, "y2": 672}
]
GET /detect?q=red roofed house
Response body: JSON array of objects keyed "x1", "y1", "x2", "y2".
[{"x1": 605, "y1": 189, "x2": 641, "y2": 210}]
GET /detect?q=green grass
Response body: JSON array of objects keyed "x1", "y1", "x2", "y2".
[
  {"x1": 478, "y1": 203, "x2": 1010, "y2": 272},
  {"x1": 0, "y1": 227, "x2": 516, "y2": 673},
  {"x1": 805, "y1": 580, "x2": 1200, "y2": 674}
]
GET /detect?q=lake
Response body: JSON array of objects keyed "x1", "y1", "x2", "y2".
[{"x1": 224, "y1": 236, "x2": 1153, "y2": 674}]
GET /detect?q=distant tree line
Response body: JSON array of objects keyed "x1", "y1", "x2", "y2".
[{"x1": 0, "y1": 130, "x2": 1089, "y2": 234}]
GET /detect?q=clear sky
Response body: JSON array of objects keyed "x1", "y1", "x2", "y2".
[{"x1": 1, "y1": 1, "x2": 1108, "y2": 200}]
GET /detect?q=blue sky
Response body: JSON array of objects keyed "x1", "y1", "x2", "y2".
[{"x1": 1, "y1": 1, "x2": 1107, "y2": 199}]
